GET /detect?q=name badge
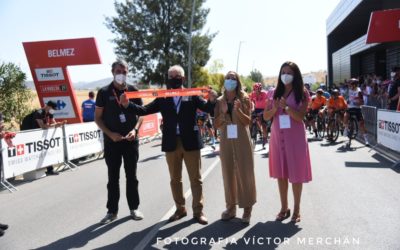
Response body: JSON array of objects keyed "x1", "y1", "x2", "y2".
[
  {"x1": 182, "y1": 96, "x2": 189, "y2": 102},
  {"x1": 119, "y1": 113, "x2": 127, "y2": 123},
  {"x1": 279, "y1": 115, "x2": 291, "y2": 129},
  {"x1": 227, "y1": 124, "x2": 238, "y2": 139}
]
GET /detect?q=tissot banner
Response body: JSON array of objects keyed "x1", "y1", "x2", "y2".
[
  {"x1": 64, "y1": 122, "x2": 104, "y2": 160},
  {"x1": 1, "y1": 128, "x2": 64, "y2": 179},
  {"x1": 23, "y1": 37, "x2": 102, "y2": 123},
  {"x1": 377, "y1": 109, "x2": 400, "y2": 152}
]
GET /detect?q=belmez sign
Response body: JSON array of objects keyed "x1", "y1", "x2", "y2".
[
  {"x1": 64, "y1": 122, "x2": 104, "y2": 160},
  {"x1": 1, "y1": 128, "x2": 64, "y2": 179},
  {"x1": 23, "y1": 38, "x2": 102, "y2": 123},
  {"x1": 377, "y1": 110, "x2": 400, "y2": 152}
]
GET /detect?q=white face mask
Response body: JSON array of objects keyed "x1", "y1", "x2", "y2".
[
  {"x1": 281, "y1": 74, "x2": 294, "y2": 85},
  {"x1": 390, "y1": 72, "x2": 396, "y2": 77},
  {"x1": 48, "y1": 109, "x2": 55, "y2": 115},
  {"x1": 114, "y1": 74, "x2": 126, "y2": 85}
]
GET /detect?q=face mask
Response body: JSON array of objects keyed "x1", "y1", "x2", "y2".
[
  {"x1": 281, "y1": 74, "x2": 294, "y2": 85},
  {"x1": 376, "y1": 80, "x2": 381, "y2": 84},
  {"x1": 114, "y1": 74, "x2": 126, "y2": 85},
  {"x1": 48, "y1": 109, "x2": 55, "y2": 115},
  {"x1": 224, "y1": 79, "x2": 237, "y2": 91},
  {"x1": 391, "y1": 72, "x2": 396, "y2": 78},
  {"x1": 166, "y1": 78, "x2": 183, "y2": 89}
]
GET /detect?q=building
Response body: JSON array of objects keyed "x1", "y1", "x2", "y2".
[{"x1": 326, "y1": 0, "x2": 400, "y2": 87}]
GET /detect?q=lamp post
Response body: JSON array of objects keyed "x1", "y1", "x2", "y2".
[
  {"x1": 187, "y1": 0, "x2": 197, "y2": 88},
  {"x1": 236, "y1": 41, "x2": 245, "y2": 73}
]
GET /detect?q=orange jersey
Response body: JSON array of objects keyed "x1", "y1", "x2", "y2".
[
  {"x1": 310, "y1": 95, "x2": 326, "y2": 110},
  {"x1": 327, "y1": 96, "x2": 347, "y2": 110}
]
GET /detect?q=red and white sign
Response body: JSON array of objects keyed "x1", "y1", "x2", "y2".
[
  {"x1": 366, "y1": 9, "x2": 400, "y2": 44},
  {"x1": 23, "y1": 38, "x2": 102, "y2": 123},
  {"x1": 139, "y1": 114, "x2": 160, "y2": 138}
]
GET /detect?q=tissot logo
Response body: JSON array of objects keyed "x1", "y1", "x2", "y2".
[
  {"x1": 378, "y1": 120, "x2": 400, "y2": 134},
  {"x1": 35, "y1": 67, "x2": 64, "y2": 81},
  {"x1": 7, "y1": 138, "x2": 61, "y2": 158},
  {"x1": 68, "y1": 130, "x2": 101, "y2": 143}
]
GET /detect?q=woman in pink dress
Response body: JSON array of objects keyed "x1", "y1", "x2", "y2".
[{"x1": 263, "y1": 61, "x2": 312, "y2": 223}]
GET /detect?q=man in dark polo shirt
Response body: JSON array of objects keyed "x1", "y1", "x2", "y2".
[{"x1": 95, "y1": 59, "x2": 144, "y2": 225}]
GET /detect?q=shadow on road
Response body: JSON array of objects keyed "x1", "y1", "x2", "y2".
[
  {"x1": 345, "y1": 153, "x2": 400, "y2": 174},
  {"x1": 34, "y1": 216, "x2": 134, "y2": 250},
  {"x1": 139, "y1": 154, "x2": 164, "y2": 163},
  {"x1": 225, "y1": 221, "x2": 302, "y2": 250}
]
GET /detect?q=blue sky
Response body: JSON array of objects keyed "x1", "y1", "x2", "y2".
[{"x1": 0, "y1": 0, "x2": 341, "y2": 83}]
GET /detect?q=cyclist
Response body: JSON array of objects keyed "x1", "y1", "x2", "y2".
[
  {"x1": 343, "y1": 79, "x2": 369, "y2": 145},
  {"x1": 326, "y1": 89, "x2": 347, "y2": 140},
  {"x1": 250, "y1": 82, "x2": 268, "y2": 148},
  {"x1": 308, "y1": 89, "x2": 326, "y2": 138}
]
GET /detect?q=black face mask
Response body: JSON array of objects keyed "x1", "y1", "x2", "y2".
[{"x1": 166, "y1": 78, "x2": 183, "y2": 89}]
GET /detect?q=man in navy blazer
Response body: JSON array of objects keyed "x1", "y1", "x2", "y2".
[{"x1": 121, "y1": 65, "x2": 215, "y2": 225}]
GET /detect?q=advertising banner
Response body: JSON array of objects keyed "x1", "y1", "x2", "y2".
[
  {"x1": 377, "y1": 109, "x2": 400, "y2": 152},
  {"x1": 139, "y1": 114, "x2": 160, "y2": 138},
  {"x1": 1, "y1": 128, "x2": 64, "y2": 179},
  {"x1": 366, "y1": 9, "x2": 400, "y2": 44},
  {"x1": 23, "y1": 37, "x2": 102, "y2": 124},
  {"x1": 64, "y1": 122, "x2": 104, "y2": 160}
]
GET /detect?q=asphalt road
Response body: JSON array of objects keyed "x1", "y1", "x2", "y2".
[{"x1": 0, "y1": 134, "x2": 399, "y2": 250}]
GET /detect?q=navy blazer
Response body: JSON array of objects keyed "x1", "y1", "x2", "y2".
[{"x1": 129, "y1": 95, "x2": 214, "y2": 152}]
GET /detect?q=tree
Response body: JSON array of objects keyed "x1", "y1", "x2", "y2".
[
  {"x1": 0, "y1": 62, "x2": 32, "y2": 129},
  {"x1": 106, "y1": 0, "x2": 216, "y2": 85},
  {"x1": 250, "y1": 69, "x2": 263, "y2": 83},
  {"x1": 240, "y1": 75, "x2": 254, "y2": 93},
  {"x1": 208, "y1": 59, "x2": 224, "y2": 74}
]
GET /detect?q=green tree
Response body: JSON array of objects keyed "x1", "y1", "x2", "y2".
[
  {"x1": 250, "y1": 69, "x2": 263, "y2": 83},
  {"x1": 240, "y1": 75, "x2": 254, "y2": 93},
  {"x1": 106, "y1": 0, "x2": 216, "y2": 85},
  {"x1": 208, "y1": 59, "x2": 224, "y2": 74},
  {"x1": 0, "y1": 62, "x2": 32, "y2": 129}
]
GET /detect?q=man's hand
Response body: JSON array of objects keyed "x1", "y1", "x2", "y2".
[
  {"x1": 108, "y1": 132, "x2": 124, "y2": 142},
  {"x1": 125, "y1": 129, "x2": 137, "y2": 141},
  {"x1": 120, "y1": 93, "x2": 129, "y2": 108}
]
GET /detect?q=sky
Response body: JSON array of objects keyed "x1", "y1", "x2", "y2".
[{"x1": 0, "y1": 0, "x2": 341, "y2": 83}]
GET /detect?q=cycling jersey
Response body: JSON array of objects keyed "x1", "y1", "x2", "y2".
[
  {"x1": 347, "y1": 87, "x2": 363, "y2": 108},
  {"x1": 310, "y1": 95, "x2": 326, "y2": 110},
  {"x1": 327, "y1": 96, "x2": 347, "y2": 110},
  {"x1": 250, "y1": 90, "x2": 268, "y2": 109}
]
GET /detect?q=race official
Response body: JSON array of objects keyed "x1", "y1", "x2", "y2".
[{"x1": 95, "y1": 59, "x2": 144, "y2": 225}]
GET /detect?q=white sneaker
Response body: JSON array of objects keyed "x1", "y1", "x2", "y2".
[
  {"x1": 131, "y1": 209, "x2": 144, "y2": 220},
  {"x1": 343, "y1": 128, "x2": 348, "y2": 137},
  {"x1": 364, "y1": 135, "x2": 370, "y2": 146},
  {"x1": 100, "y1": 213, "x2": 117, "y2": 225}
]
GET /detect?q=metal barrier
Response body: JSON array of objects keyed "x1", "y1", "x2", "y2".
[{"x1": 361, "y1": 105, "x2": 377, "y2": 141}]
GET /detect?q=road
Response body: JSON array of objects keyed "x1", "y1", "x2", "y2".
[{"x1": 0, "y1": 134, "x2": 399, "y2": 250}]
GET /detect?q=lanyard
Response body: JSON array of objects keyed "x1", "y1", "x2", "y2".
[
  {"x1": 174, "y1": 97, "x2": 182, "y2": 113},
  {"x1": 112, "y1": 88, "x2": 125, "y2": 109}
]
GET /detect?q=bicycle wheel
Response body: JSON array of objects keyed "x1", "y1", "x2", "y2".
[
  {"x1": 349, "y1": 117, "x2": 358, "y2": 140},
  {"x1": 316, "y1": 116, "x2": 326, "y2": 138},
  {"x1": 327, "y1": 119, "x2": 339, "y2": 142},
  {"x1": 250, "y1": 122, "x2": 258, "y2": 147}
]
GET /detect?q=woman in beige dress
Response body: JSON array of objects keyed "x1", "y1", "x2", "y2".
[{"x1": 214, "y1": 71, "x2": 257, "y2": 223}]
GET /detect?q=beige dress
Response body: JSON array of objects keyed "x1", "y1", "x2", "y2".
[{"x1": 214, "y1": 91, "x2": 257, "y2": 209}]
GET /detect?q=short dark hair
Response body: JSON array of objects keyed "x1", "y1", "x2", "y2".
[
  {"x1": 89, "y1": 91, "x2": 95, "y2": 98},
  {"x1": 46, "y1": 100, "x2": 57, "y2": 109},
  {"x1": 111, "y1": 59, "x2": 129, "y2": 72}
]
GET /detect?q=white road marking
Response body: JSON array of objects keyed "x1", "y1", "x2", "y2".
[{"x1": 133, "y1": 157, "x2": 221, "y2": 250}]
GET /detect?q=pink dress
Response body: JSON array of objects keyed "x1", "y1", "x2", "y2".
[{"x1": 268, "y1": 90, "x2": 312, "y2": 183}]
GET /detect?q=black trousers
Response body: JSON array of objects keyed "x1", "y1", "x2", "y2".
[{"x1": 104, "y1": 140, "x2": 140, "y2": 214}]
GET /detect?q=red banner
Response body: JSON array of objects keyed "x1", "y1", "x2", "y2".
[
  {"x1": 23, "y1": 38, "x2": 102, "y2": 123},
  {"x1": 366, "y1": 9, "x2": 400, "y2": 44},
  {"x1": 125, "y1": 87, "x2": 209, "y2": 99}
]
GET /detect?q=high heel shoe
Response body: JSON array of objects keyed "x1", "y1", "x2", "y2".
[
  {"x1": 242, "y1": 207, "x2": 252, "y2": 224},
  {"x1": 291, "y1": 213, "x2": 301, "y2": 223},
  {"x1": 276, "y1": 209, "x2": 291, "y2": 221}
]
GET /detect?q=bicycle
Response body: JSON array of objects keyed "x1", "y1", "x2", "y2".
[
  {"x1": 250, "y1": 112, "x2": 261, "y2": 148},
  {"x1": 316, "y1": 110, "x2": 327, "y2": 138},
  {"x1": 346, "y1": 110, "x2": 359, "y2": 147},
  {"x1": 326, "y1": 110, "x2": 344, "y2": 142}
]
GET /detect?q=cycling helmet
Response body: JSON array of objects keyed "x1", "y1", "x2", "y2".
[
  {"x1": 253, "y1": 82, "x2": 262, "y2": 91},
  {"x1": 332, "y1": 89, "x2": 339, "y2": 95},
  {"x1": 316, "y1": 88, "x2": 323, "y2": 94}
]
